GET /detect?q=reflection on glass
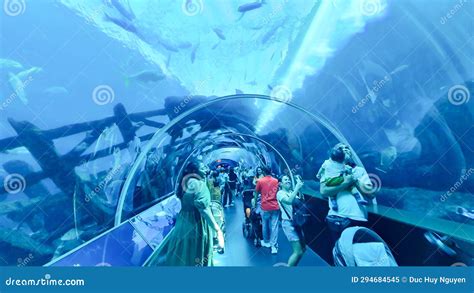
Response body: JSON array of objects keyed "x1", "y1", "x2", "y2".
[
  {"x1": 50, "y1": 223, "x2": 152, "y2": 267},
  {"x1": 130, "y1": 196, "x2": 181, "y2": 249}
]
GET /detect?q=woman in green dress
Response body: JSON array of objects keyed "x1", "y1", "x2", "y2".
[{"x1": 144, "y1": 159, "x2": 225, "y2": 266}]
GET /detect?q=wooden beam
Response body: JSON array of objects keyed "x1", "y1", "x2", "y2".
[
  {"x1": 7, "y1": 118, "x2": 75, "y2": 195},
  {"x1": 0, "y1": 107, "x2": 168, "y2": 152}
]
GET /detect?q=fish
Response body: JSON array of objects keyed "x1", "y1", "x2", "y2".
[
  {"x1": 191, "y1": 43, "x2": 199, "y2": 63},
  {"x1": 177, "y1": 41, "x2": 193, "y2": 49},
  {"x1": 17, "y1": 66, "x2": 43, "y2": 80},
  {"x1": 213, "y1": 28, "x2": 226, "y2": 40},
  {"x1": 211, "y1": 42, "x2": 220, "y2": 50},
  {"x1": 43, "y1": 86, "x2": 69, "y2": 97},
  {"x1": 128, "y1": 70, "x2": 165, "y2": 83},
  {"x1": 0, "y1": 58, "x2": 23, "y2": 71},
  {"x1": 104, "y1": 12, "x2": 138, "y2": 34},
  {"x1": 235, "y1": 89, "x2": 244, "y2": 94},
  {"x1": 270, "y1": 51, "x2": 275, "y2": 60},
  {"x1": 238, "y1": 0, "x2": 265, "y2": 13},
  {"x1": 267, "y1": 84, "x2": 273, "y2": 90},
  {"x1": 157, "y1": 37, "x2": 179, "y2": 52},
  {"x1": 4, "y1": 146, "x2": 30, "y2": 155},
  {"x1": 110, "y1": 0, "x2": 135, "y2": 21},
  {"x1": 8, "y1": 73, "x2": 27, "y2": 104},
  {"x1": 261, "y1": 23, "x2": 280, "y2": 44},
  {"x1": 247, "y1": 80, "x2": 257, "y2": 86}
]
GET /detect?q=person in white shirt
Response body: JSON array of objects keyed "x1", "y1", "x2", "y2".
[
  {"x1": 277, "y1": 175, "x2": 306, "y2": 266},
  {"x1": 319, "y1": 143, "x2": 375, "y2": 254}
]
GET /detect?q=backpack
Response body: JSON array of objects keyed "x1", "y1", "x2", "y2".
[
  {"x1": 279, "y1": 193, "x2": 311, "y2": 227},
  {"x1": 292, "y1": 195, "x2": 311, "y2": 227}
]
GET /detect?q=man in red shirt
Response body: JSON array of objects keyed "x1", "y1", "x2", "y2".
[{"x1": 253, "y1": 166, "x2": 280, "y2": 254}]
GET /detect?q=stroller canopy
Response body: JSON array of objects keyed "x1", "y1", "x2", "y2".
[{"x1": 333, "y1": 227, "x2": 398, "y2": 267}]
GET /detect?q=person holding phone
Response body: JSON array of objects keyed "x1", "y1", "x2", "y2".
[{"x1": 277, "y1": 175, "x2": 306, "y2": 266}]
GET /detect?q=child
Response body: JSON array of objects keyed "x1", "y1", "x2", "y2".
[{"x1": 317, "y1": 147, "x2": 368, "y2": 211}]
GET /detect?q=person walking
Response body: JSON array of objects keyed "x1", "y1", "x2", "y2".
[{"x1": 253, "y1": 166, "x2": 280, "y2": 254}]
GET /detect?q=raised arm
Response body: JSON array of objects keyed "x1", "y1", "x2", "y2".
[{"x1": 279, "y1": 181, "x2": 304, "y2": 204}]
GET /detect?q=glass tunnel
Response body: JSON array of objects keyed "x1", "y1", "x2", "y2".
[{"x1": 0, "y1": 0, "x2": 473, "y2": 267}]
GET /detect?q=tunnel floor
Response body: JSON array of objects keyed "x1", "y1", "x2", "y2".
[{"x1": 213, "y1": 195, "x2": 328, "y2": 267}]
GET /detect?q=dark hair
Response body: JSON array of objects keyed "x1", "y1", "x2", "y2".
[
  {"x1": 330, "y1": 147, "x2": 345, "y2": 163},
  {"x1": 262, "y1": 165, "x2": 271, "y2": 175},
  {"x1": 176, "y1": 159, "x2": 203, "y2": 199},
  {"x1": 278, "y1": 174, "x2": 289, "y2": 182}
]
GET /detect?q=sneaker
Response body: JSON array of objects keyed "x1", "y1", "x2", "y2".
[
  {"x1": 260, "y1": 240, "x2": 271, "y2": 248},
  {"x1": 271, "y1": 246, "x2": 278, "y2": 254}
]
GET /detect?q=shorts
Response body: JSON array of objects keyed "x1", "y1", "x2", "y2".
[{"x1": 282, "y1": 219, "x2": 303, "y2": 242}]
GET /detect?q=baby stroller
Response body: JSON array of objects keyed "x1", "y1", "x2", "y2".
[
  {"x1": 241, "y1": 189, "x2": 262, "y2": 247},
  {"x1": 210, "y1": 200, "x2": 225, "y2": 254},
  {"x1": 333, "y1": 227, "x2": 397, "y2": 266}
]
